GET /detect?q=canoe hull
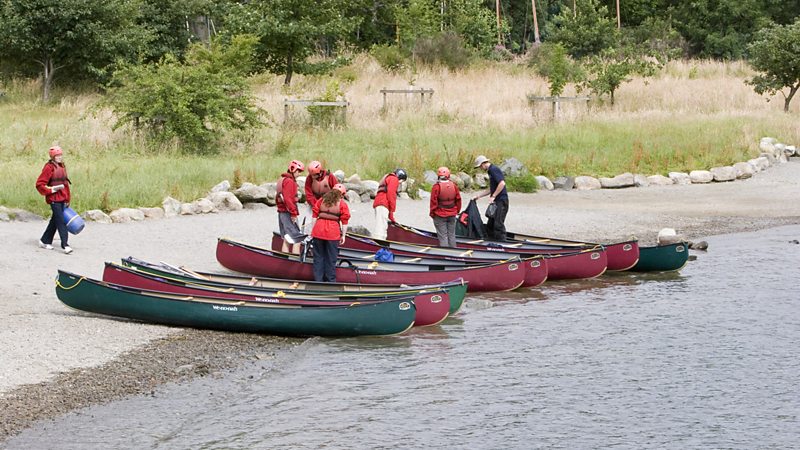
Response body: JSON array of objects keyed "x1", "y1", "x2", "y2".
[
  {"x1": 56, "y1": 271, "x2": 416, "y2": 337},
  {"x1": 630, "y1": 242, "x2": 689, "y2": 272}
]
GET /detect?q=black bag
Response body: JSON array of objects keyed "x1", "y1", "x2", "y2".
[
  {"x1": 455, "y1": 199, "x2": 487, "y2": 239},
  {"x1": 485, "y1": 202, "x2": 497, "y2": 219}
]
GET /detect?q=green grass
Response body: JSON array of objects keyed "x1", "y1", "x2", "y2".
[{"x1": 2, "y1": 91, "x2": 798, "y2": 217}]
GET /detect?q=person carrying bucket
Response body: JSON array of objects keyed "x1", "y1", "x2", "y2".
[{"x1": 35, "y1": 146, "x2": 73, "y2": 254}]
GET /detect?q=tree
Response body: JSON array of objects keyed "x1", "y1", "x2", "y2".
[
  {"x1": 747, "y1": 19, "x2": 800, "y2": 112},
  {"x1": 0, "y1": 0, "x2": 146, "y2": 102},
  {"x1": 101, "y1": 36, "x2": 264, "y2": 151},
  {"x1": 579, "y1": 43, "x2": 659, "y2": 105},
  {"x1": 530, "y1": 42, "x2": 581, "y2": 97},
  {"x1": 224, "y1": 0, "x2": 358, "y2": 85},
  {"x1": 548, "y1": 0, "x2": 618, "y2": 58}
]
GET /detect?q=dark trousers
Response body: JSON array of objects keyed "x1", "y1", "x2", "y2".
[
  {"x1": 487, "y1": 199, "x2": 508, "y2": 241},
  {"x1": 41, "y1": 202, "x2": 68, "y2": 248},
  {"x1": 312, "y1": 238, "x2": 339, "y2": 282}
]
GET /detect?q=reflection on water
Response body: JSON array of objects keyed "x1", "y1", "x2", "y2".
[{"x1": 7, "y1": 226, "x2": 800, "y2": 449}]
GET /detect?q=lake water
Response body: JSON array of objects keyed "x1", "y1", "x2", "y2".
[{"x1": 5, "y1": 226, "x2": 800, "y2": 449}]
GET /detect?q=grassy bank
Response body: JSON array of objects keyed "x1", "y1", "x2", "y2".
[{"x1": 2, "y1": 59, "x2": 798, "y2": 216}]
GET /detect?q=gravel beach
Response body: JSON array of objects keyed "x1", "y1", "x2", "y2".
[{"x1": 1, "y1": 159, "x2": 799, "y2": 441}]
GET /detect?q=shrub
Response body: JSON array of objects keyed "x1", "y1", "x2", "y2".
[
  {"x1": 307, "y1": 80, "x2": 346, "y2": 128},
  {"x1": 371, "y1": 45, "x2": 407, "y2": 73},
  {"x1": 505, "y1": 174, "x2": 539, "y2": 193},
  {"x1": 413, "y1": 32, "x2": 473, "y2": 70}
]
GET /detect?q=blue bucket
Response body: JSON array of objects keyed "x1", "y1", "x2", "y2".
[{"x1": 63, "y1": 207, "x2": 85, "y2": 235}]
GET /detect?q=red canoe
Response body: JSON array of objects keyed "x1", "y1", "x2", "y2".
[
  {"x1": 384, "y1": 223, "x2": 607, "y2": 280},
  {"x1": 270, "y1": 233, "x2": 548, "y2": 288},
  {"x1": 217, "y1": 238, "x2": 526, "y2": 292},
  {"x1": 102, "y1": 262, "x2": 451, "y2": 327}
]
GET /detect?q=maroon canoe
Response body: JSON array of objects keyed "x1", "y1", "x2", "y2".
[
  {"x1": 102, "y1": 262, "x2": 450, "y2": 327},
  {"x1": 384, "y1": 223, "x2": 607, "y2": 280},
  {"x1": 270, "y1": 233, "x2": 548, "y2": 288},
  {"x1": 217, "y1": 238, "x2": 526, "y2": 292}
]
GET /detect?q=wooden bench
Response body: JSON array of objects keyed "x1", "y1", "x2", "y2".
[
  {"x1": 527, "y1": 95, "x2": 591, "y2": 119},
  {"x1": 380, "y1": 88, "x2": 434, "y2": 110},
  {"x1": 283, "y1": 99, "x2": 349, "y2": 126}
]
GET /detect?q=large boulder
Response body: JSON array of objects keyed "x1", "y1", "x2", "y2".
[
  {"x1": 83, "y1": 209, "x2": 112, "y2": 224},
  {"x1": 710, "y1": 166, "x2": 737, "y2": 182},
  {"x1": 668, "y1": 172, "x2": 691, "y2": 185},
  {"x1": 647, "y1": 175, "x2": 674, "y2": 186},
  {"x1": 110, "y1": 208, "x2": 145, "y2": 223},
  {"x1": 423, "y1": 170, "x2": 438, "y2": 185},
  {"x1": 346, "y1": 173, "x2": 361, "y2": 184},
  {"x1": 474, "y1": 173, "x2": 489, "y2": 188},
  {"x1": 535, "y1": 176, "x2": 554, "y2": 190},
  {"x1": 195, "y1": 198, "x2": 216, "y2": 214},
  {"x1": 786, "y1": 145, "x2": 797, "y2": 157},
  {"x1": 0, "y1": 206, "x2": 42, "y2": 222},
  {"x1": 162, "y1": 196, "x2": 182, "y2": 217},
  {"x1": 657, "y1": 228, "x2": 685, "y2": 245},
  {"x1": 451, "y1": 175, "x2": 466, "y2": 190},
  {"x1": 599, "y1": 172, "x2": 635, "y2": 189},
  {"x1": 633, "y1": 174, "x2": 650, "y2": 187},
  {"x1": 234, "y1": 182, "x2": 269, "y2": 203},
  {"x1": 333, "y1": 170, "x2": 345, "y2": 183},
  {"x1": 343, "y1": 182, "x2": 365, "y2": 195},
  {"x1": 360, "y1": 192, "x2": 371, "y2": 203},
  {"x1": 574, "y1": 176, "x2": 601, "y2": 190},
  {"x1": 362, "y1": 180, "x2": 380, "y2": 198},
  {"x1": 499, "y1": 158, "x2": 527, "y2": 177},
  {"x1": 748, "y1": 157, "x2": 769, "y2": 172},
  {"x1": 759, "y1": 152, "x2": 777, "y2": 165},
  {"x1": 139, "y1": 207, "x2": 165, "y2": 219},
  {"x1": 733, "y1": 162, "x2": 755, "y2": 179},
  {"x1": 552, "y1": 176, "x2": 575, "y2": 190},
  {"x1": 345, "y1": 190, "x2": 361, "y2": 204},
  {"x1": 689, "y1": 170, "x2": 713, "y2": 184},
  {"x1": 208, "y1": 191, "x2": 243, "y2": 211},
  {"x1": 456, "y1": 172, "x2": 473, "y2": 190},
  {"x1": 210, "y1": 180, "x2": 230, "y2": 193}
]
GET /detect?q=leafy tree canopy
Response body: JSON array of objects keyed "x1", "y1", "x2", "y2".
[{"x1": 747, "y1": 19, "x2": 800, "y2": 112}]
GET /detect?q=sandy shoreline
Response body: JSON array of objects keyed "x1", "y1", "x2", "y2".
[{"x1": 1, "y1": 160, "x2": 799, "y2": 440}]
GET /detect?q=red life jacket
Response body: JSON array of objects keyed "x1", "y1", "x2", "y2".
[
  {"x1": 436, "y1": 180, "x2": 457, "y2": 208},
  {"x1": 377, "y1": 173, "x2": 397, "y2": 193},
  {"x1": 318, "y1": 200, "x2": 341, "y2": 221},
  {"x1": 311, "y1": 171, "x2": 333, "y2": 197},
  {"x1": 49, "y1": 162, "x2": 69, "y2": 185}
]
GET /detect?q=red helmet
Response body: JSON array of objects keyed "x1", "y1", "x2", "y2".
[
  {"x1": 437, "y1": 166, "x2": 451, "y2": 179},
  {"x1": 308, "y1": 160, "x2": 322, "y2": 175},
  {"x1": 49, "y1": 146, "x2": 63, "y2": 158},
  {"x1": 333, "y1": 183, "x2": 346, "y2": 195},
  {"x1": 288, "y1": 160, "x2": 305, "y2": 173}
]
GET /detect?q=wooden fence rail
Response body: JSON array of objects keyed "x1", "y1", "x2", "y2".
[{"x1": 380, "y1": 88, "x2": 434, "y2": 110}]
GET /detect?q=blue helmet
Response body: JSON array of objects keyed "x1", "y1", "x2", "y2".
[{"x1": 394, "y1": 168, "x2": 408, "y2": 181}]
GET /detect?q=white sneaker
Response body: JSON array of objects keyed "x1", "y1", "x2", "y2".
[
  {"x1": 38, "y1": 241, "x2": 54, "y2": 250},
  {"x1": 63, "y1": 246, "x2": 73, "y2": 255}
]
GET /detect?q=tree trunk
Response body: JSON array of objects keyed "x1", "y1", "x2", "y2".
[
  {"x1": 531, "y1": 0, "x2": 540, "y2": 44},
  {"x1": 284, "y1": 51, "x2": 294, "y2": 86},
  {"x1": 41, "y1": 56, "x2": 56, "y2": 103},
  {"x1": 616, "y1": 0, "x2": 621, "y2": 29},
  {"x1": 784, "y1": 84, "x2": 798, "y2": 112},
  {"x1": 495, "y1": 0, "x2": 502, "y2": 46},
  {"x1": 610, "y1": 89, "x2": 616, "y2": 106}
]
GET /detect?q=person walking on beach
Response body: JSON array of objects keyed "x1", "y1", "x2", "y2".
[
  {"x1": 277, "y1": 160, "x2": 305, "y2": 254},
  {"x1": 304, "y1": 160, "x2": 339, "y2": 233},
  {"x1": 310, "y1": 184, "x2": 350, "y2": 282},
  {"x1": 473, "y1": 155, "x2": 508, "y2": 241},
  {"x1": 372, "y1": 168, "x2": 406, "y2": 240},
  {"x1": 430, "y1": 166, "x2": 462, "y2": 247},
  {"x1": 35, "y1": 146, "x2": 73, "y2": 254}
]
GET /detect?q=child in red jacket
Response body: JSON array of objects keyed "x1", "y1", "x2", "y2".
[{"x1": 35, "y1": 146, "x2": 73, "y2": 254}]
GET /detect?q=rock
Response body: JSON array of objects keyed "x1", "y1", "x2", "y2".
[
  {"x1": 759, "y1": 152, "x2": 776, "y2": 165},
  {"x1": 362, "y1": 180, "x2": 380, "y2": 198},
  {"x1": 759, "y1": 138, "x2": 777, "y2": 154},
  {"x1": 668, "y1": 172, "x2": 691, "y2": 185},
  {"x1": 110, "y1": 208, "x2": 145, "y2": 223},
  {"x1": 346, "y1": 174, "x2": 361, "y2": 184},
  {"x1": 234, "y1": 183, "x2": 269, "y2": 203},
  {"x1": 162, "y1": 197, "x2": 182, "y2": 218},
  {"x1": 180, "y1": 203, "x2": 198, "y2": 215},
  {"x1": 343, "y1": 182, "x2": 364, "y2": 195},
  {"x1": 499, "y1": 157, "x2": 527, "y2": 177},
  {"x1": 748, "y1": 157, "x2": 769, "y2": 172},
  {"x1": 0, "y1": 206, "x2": 42, "y2": 222},
  {"x1": 208, "y1": 191, "x2": 243, "y2": 211},
  {"x1": 452, "y1": 176, "x2": 465, "y2": 190},
  {"x1": 406, "y1": 178, "x2": 417, "y2": 194},
  {"x1": 786, "y1": 145, "x2": 797, "y2": 156},
  {"x1": 0, "y1": 209, "x2": 7, "y2": 222},
  {"x1": 399, "y1": 192, "x2": 410, "y2": 199},
  {"x1": 760, "y1": 136, "x2": 777, "y2": 145},
  {"x1": 689, "y1": 170, "x2": 713, "y2": 184},
  {"x1": 345, "y1": 190, "x2": 361, "y2": 203},
  {"x1": 552, "y1": 176, "x2": 575, "y2": 190},
  {"x1": 333, "y1": 170, "x2": 345, "y2": 183},
  {"x1": 422, "y1": 170, "x2": 438, "y2": 185},
  {"x1": 83, "y1": 209, "x2": 112, "y2": 224},
  {"x1": 710, "y1": 166, "x2": 737, "y2": 182},
  {"x1": 633, "y1": 174, "x2": 649, "y2": 187},
  {"x1": 689, "y1": 240, "x2": 708, "y2": 251},
  {"x1": 418, "y1": 189, "x2": 431, "y2": 199},
  {"x1": 574, "y1": 176, "x2": 601, "y2": 190},
  {"x1": 195, "y1": 198, "x2": 217, "y2": 214},
  {"x1": 360, "y1": 192, "x2": 371, "y2": 203},
  {"x1": 243, "y1": 203, "x2": 269, "y2": 210},
  {"x1": 474, "y1": 173, "x2": 489, "y2": 188},
  {"x1": 456, "y1": 172, "x2": 473, "y2": 190},
  {"x1": 535, "y1": 176, "x2": 554, "y2": 190},
  {"x1": 599, "y1": 172, "x2": 635, "y2": 189},
  {"x1": 210, "y1": 180, "x2": 230, "y2": 193},
  {"x1": 789, "y1": 240, "x2": 799, "y2": 245},
  {"x1": 139, "y1": 207, "x2": 165, "y2": 219},
  {"x1": 733, "y1": 162, "x2": 755, "y2": 179},
  {"x1": 778, "y1": 152, "x2": 789, "y2": 163},
  {"x1": 657, "y1": 228, "x2": 684, "y2": 245},
  {"x1": 349, "y1": 225, "x2": 371, "y2": 236},
  {"x1": 647, "y1": 175, "x2": 674, "y2": 186}
]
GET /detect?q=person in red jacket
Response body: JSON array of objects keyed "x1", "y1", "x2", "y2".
[
  {"x1": 35, "y1": 146, "x2": 73, "y2": 254},
  {"x1": 304, "y1": 160, "x2": 339, "y2": 233},
  {"x1": 372, "y1": 168, "x2": 406, "y2": 240},
  {"x1": 310, "y1": 184, "x2": 350, "y2": 282},
  {"x1": 276, "y1": 159, "x2": 305, "y2": 254},
  {"x1": 429, "y1": 166, "x2": 462, "y2": 247}
]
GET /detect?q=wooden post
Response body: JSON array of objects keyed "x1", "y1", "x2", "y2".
[
  {"x1": 283, "y1": 100, "x2": 289, "y2": 124},
  {"x1": 382, "y1": 89, "x2": 387, "y2": 110},
  {"x1": 552, "y1": 98, "x2": 560, "y2": 120}
]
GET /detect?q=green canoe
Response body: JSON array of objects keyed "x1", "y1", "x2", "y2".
[
  {"x1": 121, "y1": 257, "x2": 467, "y2": 314},
  {"x1": 629, "y1": 242, "x2": 689, "y2": 272},
  {"x1": 55, "y1": 271, "x2": 416, "y2": 337}
]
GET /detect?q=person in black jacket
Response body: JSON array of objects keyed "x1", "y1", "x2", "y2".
[{"x1": 473, "y1": 155, "x2": 508, "y2": 241}]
